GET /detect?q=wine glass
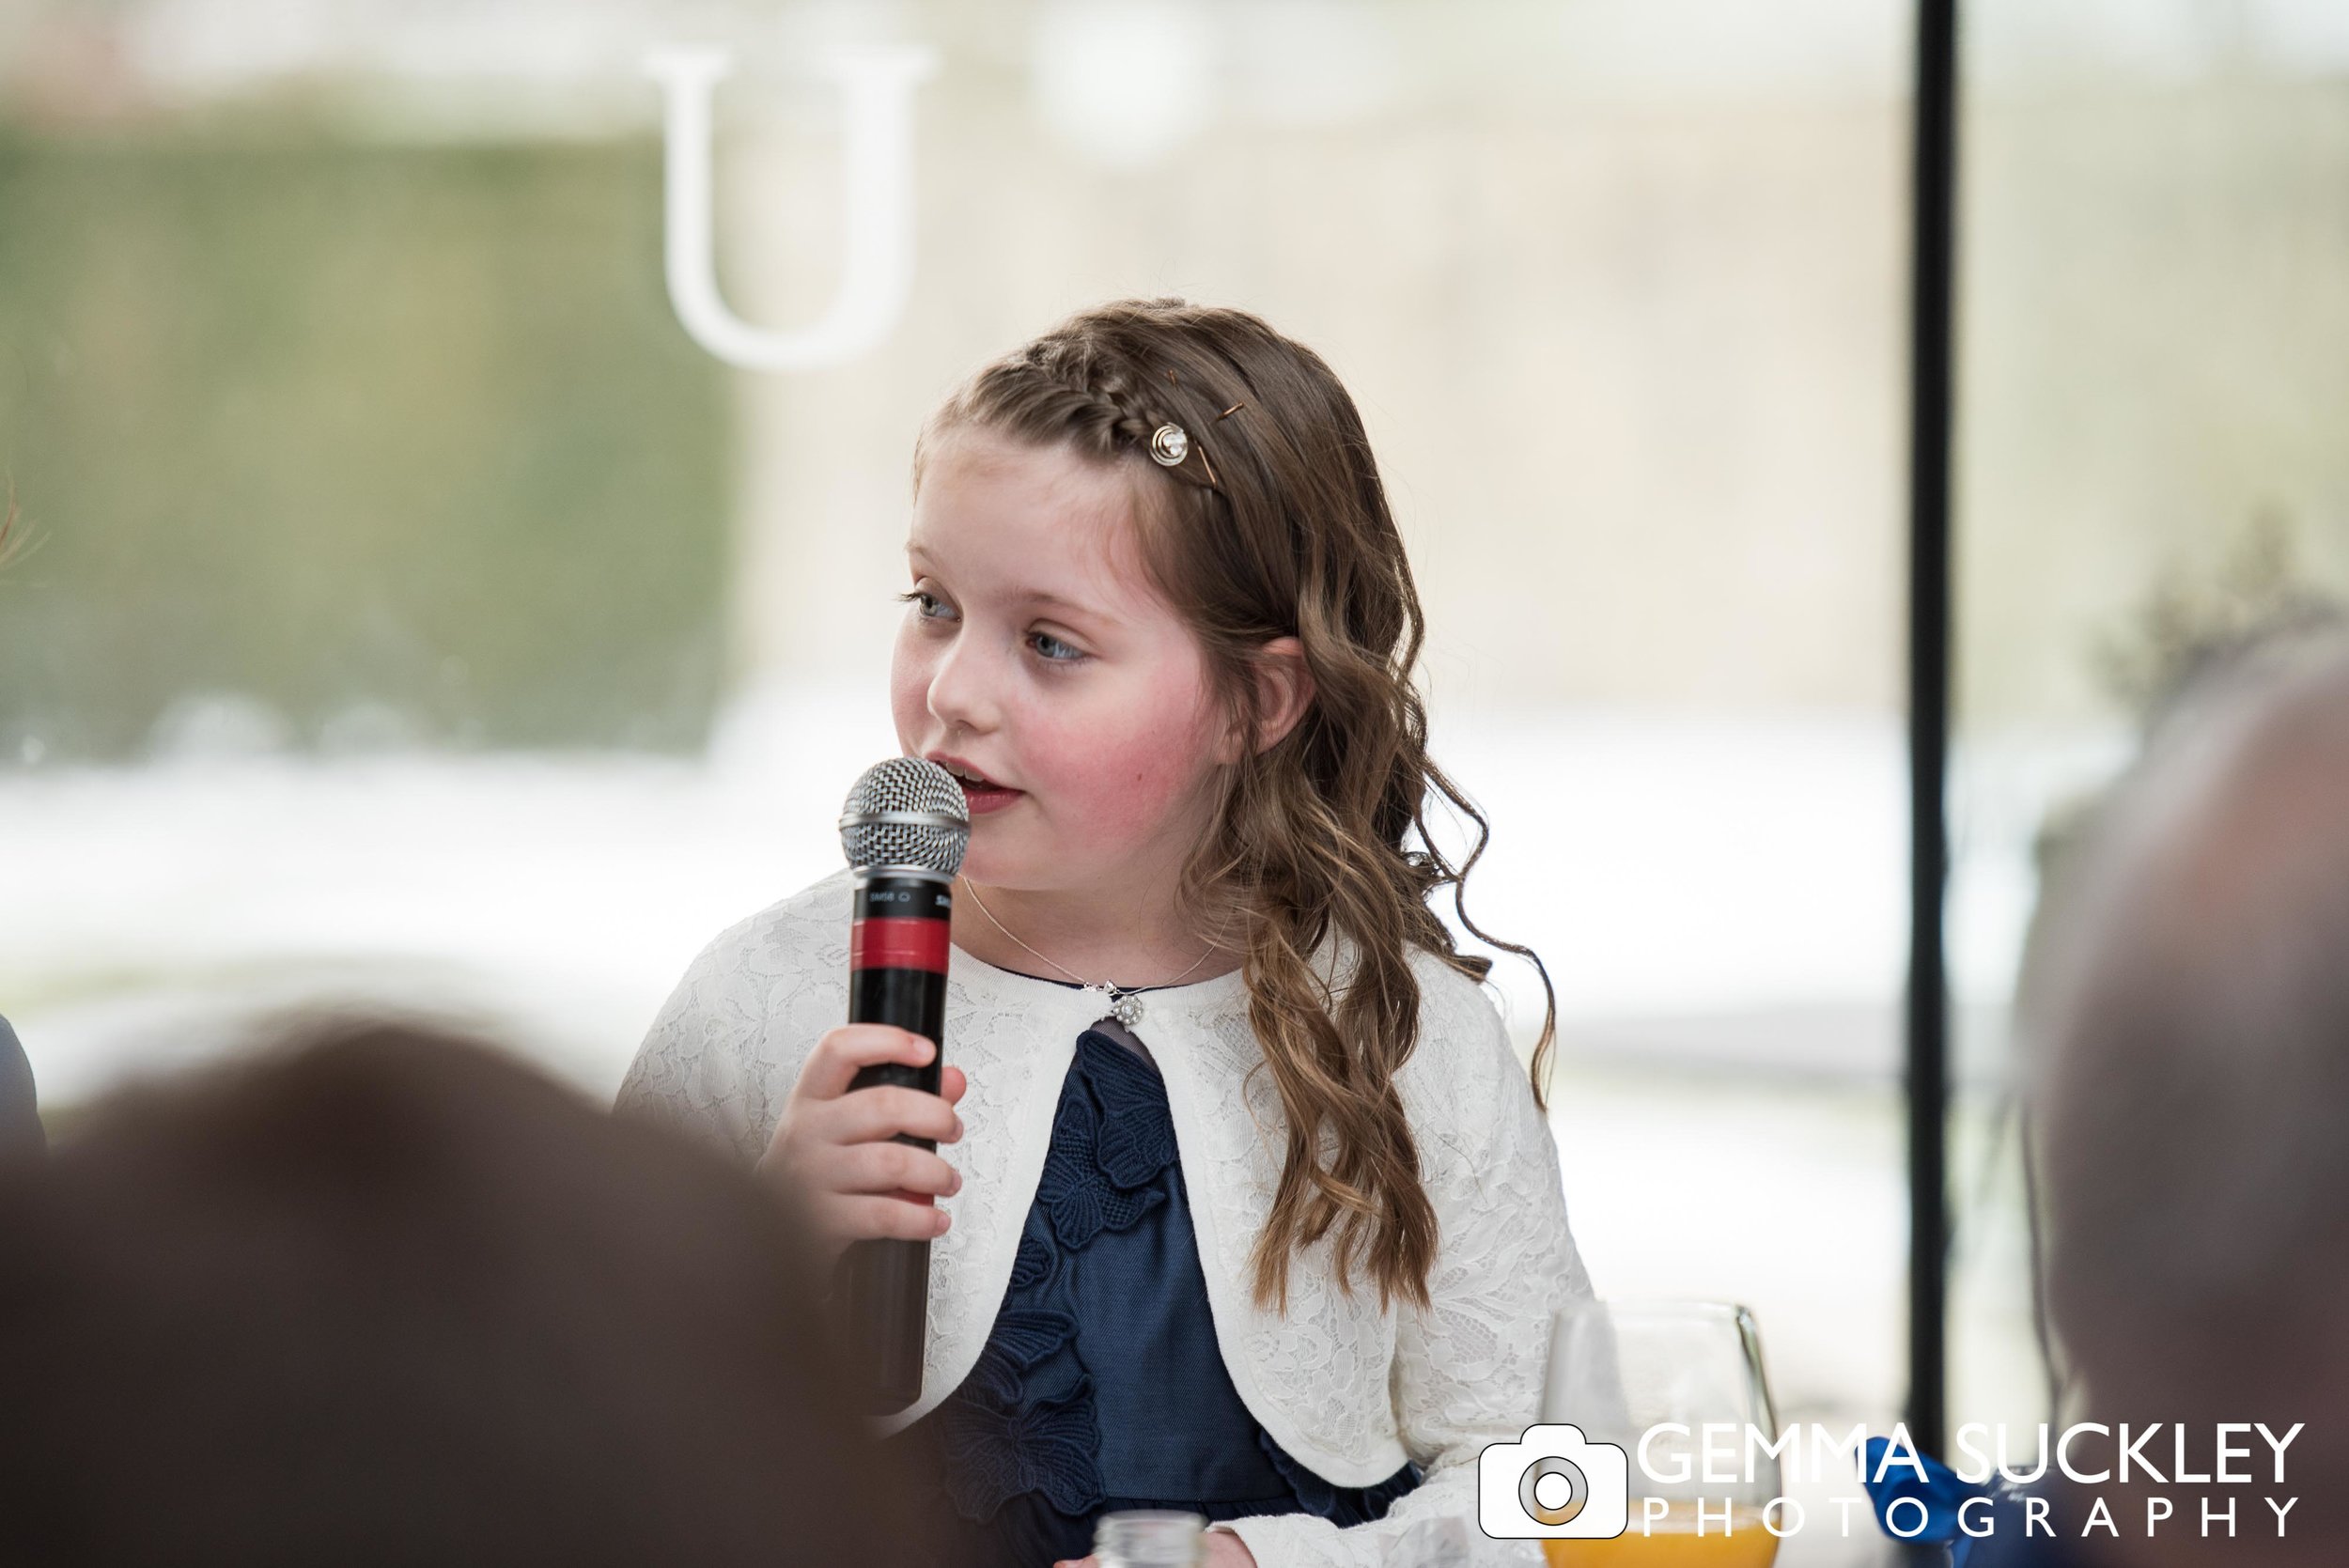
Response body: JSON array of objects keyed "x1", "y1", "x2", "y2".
[{"x1": 1534, "y1": 1298, "x2": 1782, "y2": 1567}]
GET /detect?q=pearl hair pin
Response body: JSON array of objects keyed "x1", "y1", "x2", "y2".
[{"x1": 1146, "y1": 365, "x2": 1236, "y2": 487}]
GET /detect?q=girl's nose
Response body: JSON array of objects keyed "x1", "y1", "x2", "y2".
[{"x1": 925, "y1": 635, "x2": 1002, "y2": 735}]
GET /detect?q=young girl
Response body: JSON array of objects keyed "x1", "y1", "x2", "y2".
[{"x1": 617, "y1": 299, "x2": 1593, "y2": 1568}]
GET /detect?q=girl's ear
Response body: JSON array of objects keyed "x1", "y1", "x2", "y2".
[{"x1": 1244, "y1": 636, "x2": 1315, "y2": 758}]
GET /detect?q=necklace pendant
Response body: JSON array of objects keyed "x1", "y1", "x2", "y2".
[{"x1": 1111, "y1": 989, "x2": 1145, "y2": 1028}]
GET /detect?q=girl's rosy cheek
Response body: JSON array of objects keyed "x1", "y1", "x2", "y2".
[{"x1": 1051, "y1": 718, "x2": 1209, "y2": 837}]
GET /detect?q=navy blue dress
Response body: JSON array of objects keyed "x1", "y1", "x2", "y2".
[{"x1": 884, "y1": 980, "x2": 1416, "y2": 1568}]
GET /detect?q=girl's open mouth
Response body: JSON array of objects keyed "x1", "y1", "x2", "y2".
[{"x1": 933, "y1": 759, "x2": 1023, "y2": 815}]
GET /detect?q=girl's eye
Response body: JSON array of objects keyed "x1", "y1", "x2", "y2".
[
  {"x1": 1029, "y1": 631, "x2": 1086, "y2": 664},
  {"x1": 897, "y1": 589, "x2": 957, "y2": 622}
]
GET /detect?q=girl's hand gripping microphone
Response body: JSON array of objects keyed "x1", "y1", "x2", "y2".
[{"x1": 834, "y1": 756, "x2": 970, "y2": 1413}]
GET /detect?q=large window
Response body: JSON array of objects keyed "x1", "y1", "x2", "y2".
[{"x1": 1949, "y1": 0, "x2": 2349, "y2": 1449}]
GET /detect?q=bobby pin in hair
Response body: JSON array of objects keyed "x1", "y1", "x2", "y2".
[{"x1": 1150, "y1": 367, "x2": 1228, "y2": 489}]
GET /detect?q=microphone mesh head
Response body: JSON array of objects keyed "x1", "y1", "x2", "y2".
[{"x1": 839, "y1": 756, "x2": 971, "y2": 875}]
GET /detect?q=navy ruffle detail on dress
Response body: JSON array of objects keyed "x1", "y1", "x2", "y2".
[
  {"x1": 1036, "y1": 1038, "x2": 1172, "y2": 1250},
  {"x1": 1076, "y1": 1033, "x2": 1181, "y2": 1189},
  {"x1": 1252, "y1": 1427, "x2": 1421, "y2": 1525},
  {"x1": 963, "y1": 1307, "x2": 1078, "y2": 1406},
  {"x1": 888, "y1": 1024, "x2": 1419, "y2": 1568},
  {"x1": 1007, "y1": 1232, "x2": 1050, "y2": 1291},
  {"x1": 941, "y1": 1370, "x2": 1100, "y2": 1519}
]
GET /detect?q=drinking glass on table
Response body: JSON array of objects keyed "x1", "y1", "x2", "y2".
[{"x1": 1535, "y1": 1299, "x2": 1782, "y2": 1568}]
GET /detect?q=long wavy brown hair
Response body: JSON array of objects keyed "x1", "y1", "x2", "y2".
[{"x1": 915, "y1": 298, "x2": 1556, "y2": 1312}]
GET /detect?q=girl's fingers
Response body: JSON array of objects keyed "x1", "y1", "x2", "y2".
[
  {"x1": 939, "y1": 1063, "x2": 968, "y2": 1106},
  {"x1": 817, "y1": 1085, "x2": 962, "y2": 1146},
  {"x1": 821, "y1": 1192, "x2": 953, "y2": 1244},
  {"x1": 795, "y1": 1024, "x2": 936, "y2": 1101},
  {"x1": 825, "y1": 1140, "x2": 961, "y2": 1199}
]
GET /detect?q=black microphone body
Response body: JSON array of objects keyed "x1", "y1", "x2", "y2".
[
  {"x1": 836, "y1": 872, "x2": 952, "y2": 1413},
  {"x1": 832, "y1": 755, "x2": 970, "y2": 1416}
]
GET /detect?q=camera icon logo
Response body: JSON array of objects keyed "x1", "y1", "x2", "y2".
[{"x1": 1477, "y1": 1424, "x2": 1629, "y2": 1539}]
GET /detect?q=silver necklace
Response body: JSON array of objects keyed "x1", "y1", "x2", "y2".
[{"x1": 958, "y1": 878, "x2": 1221, "y2": 1028}]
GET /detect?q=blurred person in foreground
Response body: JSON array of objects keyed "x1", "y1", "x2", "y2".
[
  {"x1": 0, "y1": 1014, "x2": 912, "y2": 1568},
  {"x1": 2002, "y1": 634, "x2": 2349, "y2": 1565},
  {"x1": 0, "y1": 1012, "x2": 39, "y2": 1157}
]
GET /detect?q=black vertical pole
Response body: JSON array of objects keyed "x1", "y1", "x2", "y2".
[{"x1": 1906, "y1": 0, "x2": 1959, "y2": 1463}]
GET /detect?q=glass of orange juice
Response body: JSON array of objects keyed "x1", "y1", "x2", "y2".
[{"x1": 1534, "y1": 1299, "x2": 1782, "y2": 1568}]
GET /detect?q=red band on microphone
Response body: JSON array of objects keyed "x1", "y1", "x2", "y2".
[{"x1": 850, "y1": 916, "x2": 951, "y2": 974}]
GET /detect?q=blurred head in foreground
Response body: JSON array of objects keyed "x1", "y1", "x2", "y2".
[
  {"x1": 0, "y1": 1015, "x2": 905, "y2": 1568},
  {"x1": 2029, "y1": 635, "x2": 2349, "y2": 1561}
]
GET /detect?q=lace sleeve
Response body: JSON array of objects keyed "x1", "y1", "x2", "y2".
[
  {"x1": 1214, "y1": 986, "x2": 1595, "y2": 1568},
  {"x1": 613, "y1": 921, "x2": 776, "y2": 1170}
]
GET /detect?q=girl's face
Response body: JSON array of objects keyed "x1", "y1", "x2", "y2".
[{"x1": 891, "y1": 427, "x2": 1234, "y2": 899}]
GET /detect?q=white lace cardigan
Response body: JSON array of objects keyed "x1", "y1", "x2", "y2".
[{"x1": 614, "y1": 867, "x2": 1595, "y2": 1567}]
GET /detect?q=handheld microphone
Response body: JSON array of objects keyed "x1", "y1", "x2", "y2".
[{"x1": 834, "y1": 755, "x2": 970, "y2": 1414}]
